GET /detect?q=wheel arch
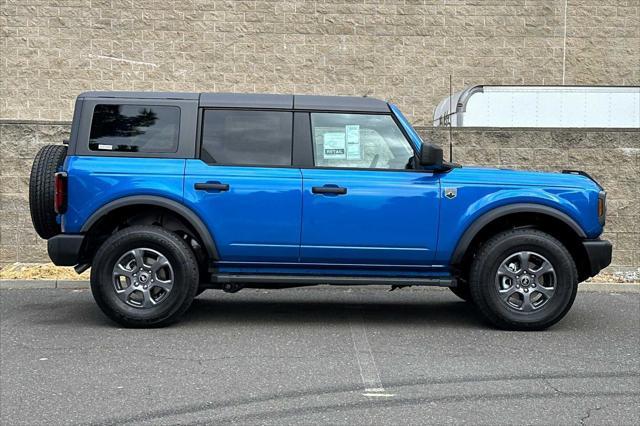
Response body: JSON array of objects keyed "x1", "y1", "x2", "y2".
[
  {"x1": 80, "y1": 195, "x2": 219, "y2": 261},
  {"x1": 451, "y1": 203, "x2": 591, "y2": 281}
]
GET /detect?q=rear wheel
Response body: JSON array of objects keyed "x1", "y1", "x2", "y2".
[
  {"x1": 29, "y1": 144, "x2": 67, "y2": 239},
  {"x1": 90, "y1": 226, "x2": 199, "y2": 327},
  {"x1": 469, "y1": 229, "x2": 578, "y2": 331}
]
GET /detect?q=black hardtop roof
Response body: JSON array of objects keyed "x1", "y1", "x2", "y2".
[
  {"x1": 78, "y1": 91, "x2": 389, "y2": 112},
  {"x1": 78, "y1": 91, "x2": 200, "y2": 100}
]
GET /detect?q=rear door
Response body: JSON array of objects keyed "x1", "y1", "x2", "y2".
[
  {"x1": 184, "y1": 109, "x2": 302, "y2": 263},
  {"x1": 300, "y1": 113, "x2": 440, "y2": 266}
]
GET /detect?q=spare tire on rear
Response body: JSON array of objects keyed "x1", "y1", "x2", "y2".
[{"x1": 29, "y1": 144, "x2": 67, "y2": 239}]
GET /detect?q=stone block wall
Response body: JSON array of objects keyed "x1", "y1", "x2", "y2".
[
  {"x1": 1, "y1": 0, "x2": 639, "y2": 124},
  {"x1": 1, "y1": 122, "x2": 638, "y2": 272},
  {"x1": 0, "y1": 122, "x2": 70, "y2": 264}
]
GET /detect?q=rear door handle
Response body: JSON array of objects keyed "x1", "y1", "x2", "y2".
[
  {"x1": 312, "y1": 185, "x2": 347, "y2": 195},
  {"x1": 194, "y1": 182, "x2": 229, "y2": 192}
]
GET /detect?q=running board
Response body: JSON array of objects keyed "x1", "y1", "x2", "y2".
[{"x1": 208, "y1": 274, "x2": 454, "y2": 287}]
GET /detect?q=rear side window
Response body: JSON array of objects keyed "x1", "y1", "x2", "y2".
[
  {"x1": 200, "y1": 110, "x2": 293, "y2": 166},
  {"x1": 89, "y1": 104, "x2": 180, "y2": 153}
]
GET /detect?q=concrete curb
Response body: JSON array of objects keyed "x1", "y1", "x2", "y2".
[
  {"x1": 578, "y1": 282, "x2": 640, "y2": 293},
  {"x1": 1, "y1": 280, "x2": 638, "y2": 293},
  {"x1": 0, "y1": 280, "x2": 89, "y2": 289}
]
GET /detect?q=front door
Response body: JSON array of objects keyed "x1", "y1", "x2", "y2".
[
  {"x1": 184, "y1": 109, "x2": 301, "y2": 263},
  {"x1": 300, "y1": 113, "x2": 440, "y2": 266}
]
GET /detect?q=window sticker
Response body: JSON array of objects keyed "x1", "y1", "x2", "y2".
[
  {"x1": 345, "y1": 124, "x2": 361, "y2": 160},
  {"x1": 323, "y1": 132, "x2": 346, "y2": 159}
]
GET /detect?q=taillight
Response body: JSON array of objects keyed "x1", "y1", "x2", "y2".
[{"x1": 54, "y1": 172, "x2": 67, "y2": 214}]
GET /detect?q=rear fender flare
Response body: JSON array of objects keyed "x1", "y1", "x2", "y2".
[{"x1": 80, "y1": 195, "x2": 219, "y2": 260}]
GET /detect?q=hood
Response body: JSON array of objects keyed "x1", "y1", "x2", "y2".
[{"x1": 446, "y1": 167, "x2": 602, "y2": 191}]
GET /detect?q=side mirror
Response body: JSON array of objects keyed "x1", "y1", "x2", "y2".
[{"x1": 419, "y1": 144, "x2": 443, "y2": 168}]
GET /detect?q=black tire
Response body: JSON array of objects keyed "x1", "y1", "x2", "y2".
[
  {"x1": 90, "y1": 225, "x2": 200, "y2": 327},
  {"x1": 469, "y1": 229, "x2": 578, "y2": 331},
  {"x1": 449, "y1": 283, "x2": 472, "y2": 302},
  {"x1": 29, "y1": 144, "x2": 67, "y2": 239}
]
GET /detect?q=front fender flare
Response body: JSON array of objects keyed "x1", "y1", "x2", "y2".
[
  {"x1": 450, "y1": 203, "x2": 586, "y2": 265},
  {"x1": 80, "y1": 195, "x2": 219, "y2": 260}
]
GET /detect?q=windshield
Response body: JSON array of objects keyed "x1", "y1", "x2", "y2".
[{"x1": 389, "y1": 103, "x2": 424, "y2": 151}]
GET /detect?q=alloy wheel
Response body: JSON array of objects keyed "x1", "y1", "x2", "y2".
[
  {"x1": 112, "y1": 248, "x2": 174, "y2": 308},
  {"x1": 495, "y1": 251, "x2": 556, "y2": 312}
]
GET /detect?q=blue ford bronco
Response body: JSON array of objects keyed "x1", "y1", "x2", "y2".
[{"x1": 29, "y1": 92, "x2": 612, "y2": 329}]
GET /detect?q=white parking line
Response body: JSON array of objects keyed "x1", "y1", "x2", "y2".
[{"x1": 349, "y1": 308, "x2": 395, "y2": 398}]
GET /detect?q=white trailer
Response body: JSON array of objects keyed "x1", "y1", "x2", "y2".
[{"x1": 433, "y1": 85, "x2": 640, "y2": 128}]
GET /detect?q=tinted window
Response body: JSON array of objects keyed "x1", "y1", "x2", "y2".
[
  {"x1": 311, "y1": 113, "x2": 414, "y2": 169},
  {"x1": 201, "y1": 110, "x2": 293, "y2": 166},
  {"x1": 89, "y1": 104, "x2": 180, "y2": 153}
]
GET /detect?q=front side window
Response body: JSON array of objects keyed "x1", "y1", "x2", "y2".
[
  {"x1": 89, "y1": 104, "x2": 180, "y2": 153},
  {"x1": 200, "y1": 110, "x2": 293, "y2": 166},
  {"x1": 311, "y1": 113, "x2": 414, "y2": 169}
]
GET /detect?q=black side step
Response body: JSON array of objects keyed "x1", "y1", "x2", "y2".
[{"x1": 208, "y1": 274, "x2": 454, "y2": 287}]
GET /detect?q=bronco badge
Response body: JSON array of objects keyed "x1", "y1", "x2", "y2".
[{"x1": 445, "y1": 188, "x2": 457, "y2": 199}]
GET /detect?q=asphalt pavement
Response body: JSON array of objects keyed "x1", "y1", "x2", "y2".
[{"x1": 1, "y1": 286, "x2": 638, "y2": 425}]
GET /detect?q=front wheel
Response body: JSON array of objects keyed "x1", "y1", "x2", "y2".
[
  {"x1": 469, "y1": 229, "x2": 578, "y2": 331},
  {"x1": 90, "y1": 226, "x2": 200, "y2": 327}
]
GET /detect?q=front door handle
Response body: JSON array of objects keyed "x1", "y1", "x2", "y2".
[
  {"x1": 312, "y1": 185, "x2": 347, "y2": 195},
  {"x1": 194, "y1": 182, "x2": 229, "y2": 192}
]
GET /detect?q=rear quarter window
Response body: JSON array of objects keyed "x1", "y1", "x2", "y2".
[{"x1": 89, "y1": 104, "x2": 180, "y2": 153}]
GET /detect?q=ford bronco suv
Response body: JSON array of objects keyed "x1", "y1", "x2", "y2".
[{"x1": 29, "y1": 92, "x2": 612, "y2": 330}]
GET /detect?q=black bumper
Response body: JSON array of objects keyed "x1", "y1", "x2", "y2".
[
  {"x1": 47, "y1": 234, "x2": 85, "y2": 266},
  {"x1": 582, "y1": 239, "x2": 612, "y2": 277}
]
